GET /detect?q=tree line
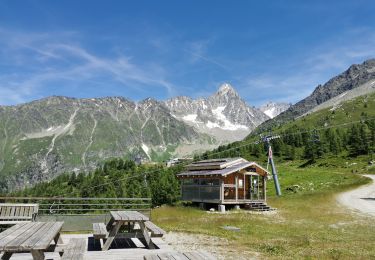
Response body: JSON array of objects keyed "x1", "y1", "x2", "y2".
[
  {"x1": 198, "y1": 120, "x2": 375, "y2": 164},
  {"x1": 16, "y1": 159, "x2": 182, "y2": 207}
]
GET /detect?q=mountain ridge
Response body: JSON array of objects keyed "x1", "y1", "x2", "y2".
[
  {"x1": 0, "y1": 84, "x2": 269, "y2": 191},
  {"x1": 253, "y1": 58, "x2": 375, "y2": 133}
]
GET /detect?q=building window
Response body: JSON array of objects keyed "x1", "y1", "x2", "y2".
[{"x1": 238, "y1": 179, "x2": 243, "y2": 188}]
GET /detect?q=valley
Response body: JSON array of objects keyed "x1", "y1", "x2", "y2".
[
  {"x1": 3, "y1": 59, "x2": 375, "y2": 259},
  {"x1": 0, "y1": 84, "x2": 284, "y2": 191}
]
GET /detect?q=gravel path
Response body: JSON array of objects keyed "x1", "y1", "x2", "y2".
[{"x1": 337, "y1": 175, "x2": 375, "y2": 217}]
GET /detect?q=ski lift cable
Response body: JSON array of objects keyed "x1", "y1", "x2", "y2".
[{"x1": 55, "y1": 117, "x2": 375, "y2": 197}]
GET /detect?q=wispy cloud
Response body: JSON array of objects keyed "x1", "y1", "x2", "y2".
[
  {"x1": 1, "y1": 25, "x2": 375, "y2": 107},
  {"x1": 0, "y1": 28, "x2": 175, "y2": 105}
]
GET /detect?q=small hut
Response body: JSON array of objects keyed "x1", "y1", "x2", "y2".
[{"x1": 177, "y1": 158, "x2": 270, "y2": 209}]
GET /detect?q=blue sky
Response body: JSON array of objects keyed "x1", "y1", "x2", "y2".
[{"x1": 0, "y1": 0, "x2": 375, "y2": 106}]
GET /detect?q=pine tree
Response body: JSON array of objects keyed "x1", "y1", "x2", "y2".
[
  {"x1": 348, "y1": 125, "x2": 362, "y2": 156},
  {"x1": 326, "y1": 129, "x2": 341, "y2": 155},
  {"x1": 348, "y1": 124, "x2": 369, "y2": 156},
  {"x1": 359, "y1": 124, "x2": 370, "y2": 155}
]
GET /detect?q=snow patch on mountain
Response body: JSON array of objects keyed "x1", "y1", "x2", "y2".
[
  {"x1": 182, "y1": 114, "x2": 198, "y2": 123},
  {"x1": 263, "y1": 107, "x2": 276, "y2": 118},
  {"x1": 142, "y1": 143, "x2": 151, "y2": 160},
  {"x1": 211, "y1": 106, "x2": 249, "y2": 130},
  {"x1": 259, "y1": 102, "x2": 291, "y2": 119}
]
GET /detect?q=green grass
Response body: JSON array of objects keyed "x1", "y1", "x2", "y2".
[{"x1": 151, "y1": 163, "x2": 375, "y2": 259}]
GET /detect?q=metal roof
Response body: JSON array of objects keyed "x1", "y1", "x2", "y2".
[
  {"x1": 177, "y1": 158, "x2": 269, "y2": 177},
  {"x1": 185, "y1": 157, "x2": 245, "y2": 171}
]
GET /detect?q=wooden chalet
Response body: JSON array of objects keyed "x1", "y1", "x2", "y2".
[{"x1": 177, "y1": 158, "x2": 269, "y2": 206}]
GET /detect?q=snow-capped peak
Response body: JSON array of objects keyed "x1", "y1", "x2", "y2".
[{"x1": 164, "y1": 83, "x2": 269, "y2": 143}]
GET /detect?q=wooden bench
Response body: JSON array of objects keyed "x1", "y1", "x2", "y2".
[
  {"x1": 144, "y1": 251, "x2": 216, "y2": 260},
  {"x1": 61, "y1": 238, "x2": 86, "y2": 260},
  {"x1": 93, "y1": 223, "x2": 108, "y2": 240},
  {"x1": 144, "y1": 221, "x2": 166, "y2": 237},
  {"x1": 0, "y1": 203, "x2": 39, "y2": 225}
]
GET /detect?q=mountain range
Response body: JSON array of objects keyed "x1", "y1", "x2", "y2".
[{"x1": 0, "y1": 84, "x2": 272, "y2": 191}]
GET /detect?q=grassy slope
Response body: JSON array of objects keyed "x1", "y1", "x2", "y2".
[
  {"x1": 250, "y1": 91, "x2": 374, "y2": 139},
  {"x1": 152, "y1": 163, "x2": 374, "y2": 259}
]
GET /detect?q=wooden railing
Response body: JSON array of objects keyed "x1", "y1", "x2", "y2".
[{"x1": 0, "y1": 197, "x2": 152, "y2": 232}]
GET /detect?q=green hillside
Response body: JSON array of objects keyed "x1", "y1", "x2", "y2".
[
  {"x1": 199, "y1": 92, "x2": 375, "y2": 174},
  {"x1": 0, "y1": 96, "x2": 211, "y2": 192},
  {"x1": 13, "y1": 92, "x2": 375, "y2": 203}
]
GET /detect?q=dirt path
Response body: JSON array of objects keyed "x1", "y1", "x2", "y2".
[{"x1": 337, "y1": 175, "x2": 375, "y2": 217}]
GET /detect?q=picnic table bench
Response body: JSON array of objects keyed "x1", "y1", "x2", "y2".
[
  {"x1": 144, "y1": 221, "x2": 166, "y2": 237},
  {"x1": 93, "y1": 211, "x2": 164, "y2": 251},
  {"x1": 0, "y1": 204, "x2": 39, "y2": 225},
  {"x1": 0, "y1": 222, "x2": 63, "y2": 260},
  {"x1": 93, "y1": 223, "x2": 108, "y2": 240}
]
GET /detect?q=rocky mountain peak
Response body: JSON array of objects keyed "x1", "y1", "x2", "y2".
[
  {"x1": 210, "y1": 83, "x2": 241, "y2": 108},
  {"x1": 164, "y1": 83, "x2": 269, "y2": 142},
  {"x1": 214, "y1": 83, "x2": 239, "y2": 101},
  {"x1": 217, "y1": 83, "x2": 237, "y2": 96},
  {"x1": 137, "y1": 98, "x2": 166, "y2": 113}
]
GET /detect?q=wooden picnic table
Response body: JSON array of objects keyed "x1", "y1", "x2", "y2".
[
  {"x1": 0, "y1": 222, "x2": 64, "y2": 260},
  {"x1": 102, "y1": 211, "x2": 154, "y2": 251}
]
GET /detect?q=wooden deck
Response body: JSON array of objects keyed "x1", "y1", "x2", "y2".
[{"x1": 0, "y1": 234, "x2": 201, "y2": 260}]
